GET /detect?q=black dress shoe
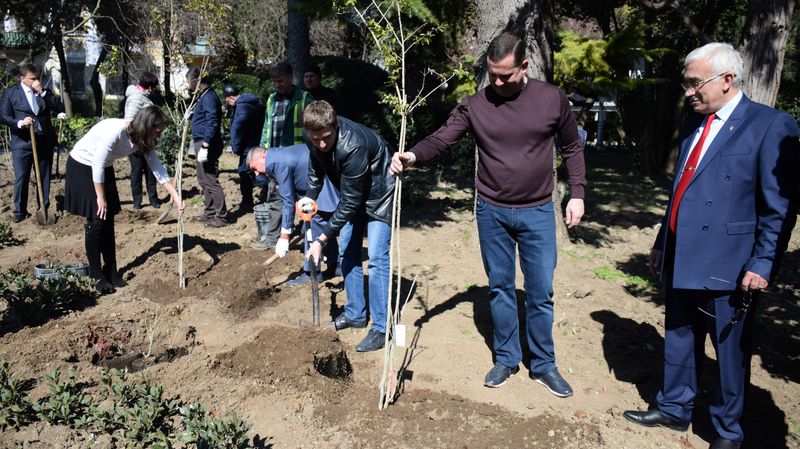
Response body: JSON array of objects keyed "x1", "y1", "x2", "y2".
[
  {"x1": 622, "y1": 409, "x2": 689, "y2": 431},
  {"x1": 333, "y1": 312, "x2": 367, "y2": 330},
  {"x1": 355, "y1": 329, "x2": 385, "y2": 352},
  {"x1": 709, "y1": 438, "x2": 741, "y2": 449}
]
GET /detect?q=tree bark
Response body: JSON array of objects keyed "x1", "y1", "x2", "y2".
[
  {"x1": 739, "y1": 0, "x2": 796, "y2": 107},
  {"x1": 286, "y1": 0, "x2": 310, "y2": 86},
  {"x1": 90, "y1": 47, "x2": 108, "y2": 117},
  {"x1": 53, "y1": 25, "x2": 73, "y2": 117},
  {"x1": 475, "y1": 0, "x2": 554, "y2": 88}
]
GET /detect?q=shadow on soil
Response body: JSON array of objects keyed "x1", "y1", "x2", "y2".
[
  {"x1": 119, "y1": 234, "x2": 240, "y2": 275},
  {"x1": 569, "y1": 150, "x2": 672, "y2": 248},
  {"x1": 410, "y1": 285, "x2": 533, "y2": 374},
  {"x1": 591, "y1": 309, "x2": 791, "y2": 449}
]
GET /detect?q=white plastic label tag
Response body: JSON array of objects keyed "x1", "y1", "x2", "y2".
[{"x1": 395, "y1": 324, "x2": 406, "y2": 347}]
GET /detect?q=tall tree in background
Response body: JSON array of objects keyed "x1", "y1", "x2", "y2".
[
  {"x1": 740, "y1": 0, "x2": 796, "y2": 106},
  {"x1": 287, "y1": 0, "x2": 311, "y2": 84},
  {"x1": 475, "y1": 0, "x2": 555, "y2": 87}
]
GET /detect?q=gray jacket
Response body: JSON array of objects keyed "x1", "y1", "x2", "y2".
[{"x1": 124, "y1": 85, "x2": 154, "y2": 120}]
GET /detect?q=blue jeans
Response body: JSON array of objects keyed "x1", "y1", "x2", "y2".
[
  {"x1": 476, "y1": 197, "x2": 558, "y2": 375},
  {"x1": 339, "y1": 207, "x2": 391, "y2": 333}
]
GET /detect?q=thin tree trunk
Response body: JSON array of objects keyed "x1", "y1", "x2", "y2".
[
  {"x1": 286, "y1": 0, "x2": 310, "y2": 86},
  {"x1": 739, "y1": 0, "x2": 796, "y2": 106},
  {"x1": 90, "y1": 47, "x2": 108, "y2": 117},
  {"x1": 53, "y1": 26, "x2": 73, "y2": 117}
]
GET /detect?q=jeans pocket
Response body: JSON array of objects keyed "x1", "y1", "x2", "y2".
[{"x1": 476, "y1": 196, "x2": 486, "y2": 212}]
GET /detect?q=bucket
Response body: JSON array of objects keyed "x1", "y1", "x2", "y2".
[
  {"x1": 64, "y1": 262, "x2": 89, "y2": 277},
  {"x1": 34, "y1": 264, "x2": 60, "y2": 281}
]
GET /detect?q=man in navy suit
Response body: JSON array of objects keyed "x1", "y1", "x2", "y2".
[
  {"x1": 0, "y1": 64, "x2": 64, "y2": 222},
  {"x1": 246, "y1": 144, "x2": 339, "y2": 281},
  {"x1": 623, "y1": 43, "x2": 799, "y2": 449}
]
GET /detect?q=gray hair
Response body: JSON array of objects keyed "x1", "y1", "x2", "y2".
[
  {"x1": 684, "y1": 42, "x2": 744, "y2": 87},
  {"x1": 245, "y1": 146, "x2": 267, "y2": 168}
]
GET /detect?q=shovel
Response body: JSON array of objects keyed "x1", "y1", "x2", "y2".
[
  {"x1": 296, "y1": 199, "x2": 320, "y2": 326},
  {"x1": 29, "y1": 125, "x2": 54, "y2": 226}
]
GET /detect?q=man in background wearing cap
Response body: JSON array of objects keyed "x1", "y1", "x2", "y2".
[
  {"x1": 253, "y1": 61, "x2": 315, "y2": 250},
  {"x1": 187, "y1": 67, "x2": 228, "y2": 228},
  {"x1": 303, "y1": 65, "x2": 338, "y2": 111},
  {"x1": 223, "y1": 85, "x2": 265, "y2": 214}
]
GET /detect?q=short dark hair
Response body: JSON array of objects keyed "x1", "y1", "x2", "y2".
[
  {"x1": 487, "y1": 32, "x2": 526, "y2": 66},
  {"x1": 222, "y1": 85, "x2": 240, "y2": 97},
  {"x1": 18, "y1": 63, "x2": 40, "y2": 77},
  {"x1": 128, "y1": 105, "x2": 166, "y2": 155},
  {"x1": 270, "y1": 61, "x2": 293, "y2": 78},
  {"x1": 138, "y1": 72, "x2": 159, "y2": 89},
  {"x1": 302, "y1": 100, "x2": 338, "y2": 131},
  {"x1": 303, "y1": 64, "x2": 322, "y2": 76},
  {"x1": 187, "y1": 67, "x2": 214, "y2": 84}
]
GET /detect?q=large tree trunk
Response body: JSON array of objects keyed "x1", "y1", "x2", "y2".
[
  {"x1": 475, "y1": 0, "x2": 554, "y2": 87},
  {"x1": 286, "y1": 0, "x2": 310, "y2": 86},
  {"x1": 739, "y1": 0, "x2": 796, "y2": 106}
]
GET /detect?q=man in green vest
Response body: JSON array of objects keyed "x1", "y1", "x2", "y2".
[{"x1": 251, "y1": 61, "x2": 315, "y2": 254}]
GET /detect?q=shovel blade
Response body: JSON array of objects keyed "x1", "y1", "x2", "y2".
[{"x1": 35, "y1": 210, "x2": 47, "y2": 226}]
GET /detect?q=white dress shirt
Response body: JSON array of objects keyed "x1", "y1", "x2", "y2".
[{"x1": 69, "y1": 118, "x2": 169, "y2": 184}]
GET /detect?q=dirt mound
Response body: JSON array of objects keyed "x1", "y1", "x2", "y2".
[
  {"x1": 132, "y1": 248, "x2": 293, "y2": 315},
  {"x1": 214, "y1": 325, "x2": 352, "y2": 396},
  {"x1": 320, "y1": 388, "x2": 603, "y2": 448}
]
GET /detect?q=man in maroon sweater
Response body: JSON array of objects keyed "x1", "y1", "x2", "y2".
[{"x1": 390, "y1": 32, "x2": 586, "y2": 397}]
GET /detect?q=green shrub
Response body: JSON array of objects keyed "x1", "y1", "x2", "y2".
[
  {"x1": 0, "y1": 361, "x2": 34, "y2": 430},
  {"x1": 0, "y1": 221, "x2": 22, "y2": 247},
  {"x1": 33, "y1": 369, "x2": 93, "y2": 428},
  {"x1": 0, "y1": 268, "x2": 97, "y2": 325},
  {"x1": 213, "y1": 73, "x2": 273, "y2": 100},
  {"x1": 179, "y1": 403, "x2": 252, "y2": 449},
  {"x1": 157, "y1": 113, "x2": 182, "y2": 178},
  {"x1": 60, "y1": 116, "x2": 103, "y2": 151}
]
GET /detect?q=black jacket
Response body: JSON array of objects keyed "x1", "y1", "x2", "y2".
[
  {"x1": 191, "y1": 87, "x2": 223, "y2": 155},
  {"x1": 0, "y1": 84, "x2": 63, "y2": 151},
  {"x1": 230, "y1": 93, "x2": 265, "y2": 155},
  {"x1": 306, "y1": 116, "x2": 395, "y2": 238}
]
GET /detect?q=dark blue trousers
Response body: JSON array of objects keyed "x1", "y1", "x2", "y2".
[
  {"x1": 657, "y1": 238, "x2": 753, "y2": 442},
  {"x1": 12, "y1": 147, "x2": 52, "y2": 219}
]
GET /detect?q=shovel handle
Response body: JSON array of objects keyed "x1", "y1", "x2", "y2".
[{"x1": 29, "y1": 125, "x2": 47, "y2": 212}]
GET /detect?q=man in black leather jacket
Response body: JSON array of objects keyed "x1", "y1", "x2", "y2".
[{"x1": 302, "y1": 100, "x2": 395, "y2": 352}]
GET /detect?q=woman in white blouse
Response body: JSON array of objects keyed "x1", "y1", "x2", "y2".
[{"x1": 65, "y1": 106, "x2": 184, "y2": 293}]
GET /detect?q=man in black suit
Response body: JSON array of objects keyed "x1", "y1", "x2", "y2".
[{"x1": 0, "y1": 63, "x2": 64, "y2": 222}]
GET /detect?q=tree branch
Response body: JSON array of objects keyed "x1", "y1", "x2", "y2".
[{"x1": 638, "y1": 0, "x2": 711, "y2": 43}]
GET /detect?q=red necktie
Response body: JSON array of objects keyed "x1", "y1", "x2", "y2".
[{"x1": 669, "y1": 113, "x2": 716, "y2": 233}]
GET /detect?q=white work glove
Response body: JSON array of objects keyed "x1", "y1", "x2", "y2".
[
  {"x1": 275, "y1": 238, "x2": 290, "y2": 258},
  {"x1": 298, "y1": 197, "x2": 315, "y2": 213},
  {"x1": 197, "y1": 147, "x2": 208, "y2": 163},
  {"x1": 57, "y1": 112, "x2": 67, "y2": 120}
]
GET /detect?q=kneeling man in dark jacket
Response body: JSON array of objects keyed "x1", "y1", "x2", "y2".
[{"x1": 301, "y1": 101, "x2": 395, "y2": 352}]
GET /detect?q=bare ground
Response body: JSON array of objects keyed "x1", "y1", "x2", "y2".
[{"x1": 0, "y1": 150, "x2": 797, "y2": 449}]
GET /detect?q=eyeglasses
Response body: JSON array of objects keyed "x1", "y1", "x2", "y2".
[
  {"x1": 681, "y1": 72, "x2": 727, "y2": 92},
  {"x1": 696, "y1": 290, "x2": 753, "y2": 324}
]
